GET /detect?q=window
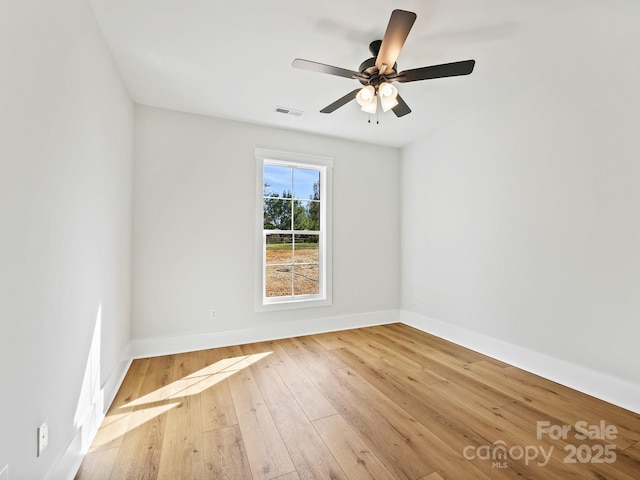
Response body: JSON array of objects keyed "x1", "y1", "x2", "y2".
[{"x1": 255, "y1": 148, "x2": 332, "y2": 309}]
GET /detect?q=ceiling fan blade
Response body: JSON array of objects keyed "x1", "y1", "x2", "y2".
[
  {"x1": 375, "y1": 10, "x2": 417, "y2": 73},
  {"x1": 293, "y1": 59, "x2": 365, "y2": 80},
  {"x1": 320, "y1": 89, "x2": 361, "y2": 113},
  {"x1": 392, "y1": 94, "x2": 411, "y2": 117},
  {"x1": 396, "y1": 60, "x2": 476, "y2": 83}
]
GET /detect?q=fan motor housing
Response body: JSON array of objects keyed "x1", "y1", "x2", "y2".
[{"x1": 358, "y1": 57, "x2": 397, "y2": 86}]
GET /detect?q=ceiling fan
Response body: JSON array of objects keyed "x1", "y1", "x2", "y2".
[{"x1": 292, "y1": 9, "x2": 475, "y2": 118}]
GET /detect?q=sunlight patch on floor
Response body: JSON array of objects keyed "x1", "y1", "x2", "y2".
[{"x1": 123, "y1": 352, "x2": 272, "y2": 408}]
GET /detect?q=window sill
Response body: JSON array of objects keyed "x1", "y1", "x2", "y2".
[{"x1": 255, "y1": 296, "x2": 332, "y2": 313}]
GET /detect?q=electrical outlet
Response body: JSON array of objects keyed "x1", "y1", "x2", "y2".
[
  {"x1": 209, "y1": 309, "x2": 218, "y2": 321},
  {"x1": 37, "y1": 421, "x2": 48, "y2": 457},
  {"x1": 0, "y1": 464, "x2": 8, "y2": 480}
]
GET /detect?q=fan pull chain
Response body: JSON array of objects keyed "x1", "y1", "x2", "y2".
[{"x1": 366, "y1": 112, "x2": 380, "y2": 125}]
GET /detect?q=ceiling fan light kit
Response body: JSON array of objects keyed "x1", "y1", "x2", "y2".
[
  {"x1": 292, "y1": 9, "x2": 476, "y2": 119},
  {"x1": 356, "y1": 85, "x2": 377, "y2": 113},
  {"x1": 379, "y1": 82, "x2": 399, "y2": 112}
]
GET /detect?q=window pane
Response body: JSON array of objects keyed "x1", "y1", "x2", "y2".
[
  {"x1": 294, "y1": 235, "x2": 319, "y2": 263},
  {"x1": 266, "y1": 234, "x2": 292, "y2": 265},
  {"x1": 293, "y1": 168, "x2": 320, "y2": 200},
  {"x1": 293, "y1": 200, "x2": 320, "y2": 231},
  {"x1": 263, "y1": 198, "x2": 291, "y2": 230},
  {"x1": 264, "y1": 165, "x2": 292, "y2": 197},
  {"x1": 294, "y1": 264, "x2": 319, "y2": 295},
  {"x1": 265, "y1": 266, "x2": 293, "y2": 297}
]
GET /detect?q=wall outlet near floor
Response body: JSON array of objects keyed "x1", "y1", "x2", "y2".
[
  {"x1": 210, "y1": 309, "x2": 218, "y2": 321},
  {"x1": 37, "y1": 421, "x2": 48, "y2": 457},
  {"x1": 0, "y1": 464, "x2": 8, "y2": 480}
]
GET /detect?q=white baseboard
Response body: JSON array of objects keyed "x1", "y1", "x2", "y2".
[
  {"x1": 131, "y1": 309, "x2": 399, "y2": 359},
  {"x1": 47, "y1": 349, "x2": 133, "y2": 480},
  {"x1": 400, "y1": 310, "x2": 640, "y2": 414}
]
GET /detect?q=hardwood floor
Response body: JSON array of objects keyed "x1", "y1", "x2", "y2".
[{"x1": 75, "y1": 323, "x2": 640, "y2": 479}]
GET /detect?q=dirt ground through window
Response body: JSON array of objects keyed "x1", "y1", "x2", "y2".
[{"x1": 266, "y1": 248, "x2": 319, "y2": 297}]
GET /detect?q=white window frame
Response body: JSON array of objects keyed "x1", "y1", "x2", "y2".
[{"x1": 255, "y1": 148, "x2": 333, "y2": 311}]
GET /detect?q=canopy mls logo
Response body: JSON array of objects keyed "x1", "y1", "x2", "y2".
[
  {"x1": 462, "y1": 440, "x2": 553, "y2": 468},
  {"x1": 463, "y1": 420, "x2": 618, "y2": 469}
]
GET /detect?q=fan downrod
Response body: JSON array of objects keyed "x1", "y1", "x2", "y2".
[{"x1": 369, "y1": 40, "x2": 382, "y2": 56}]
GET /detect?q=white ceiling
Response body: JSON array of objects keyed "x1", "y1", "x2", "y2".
[{"x1": 89, "y1": 0, "x2": 639, "y2": 148}]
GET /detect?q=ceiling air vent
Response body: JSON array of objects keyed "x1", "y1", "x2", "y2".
[{"x1": 275, "y1": 106, "x2": 303, "y2": 116}]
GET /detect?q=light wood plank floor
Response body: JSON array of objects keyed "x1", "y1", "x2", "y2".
[{"x1": 76, "y1": 323, "x2": 640, "y2": 479}]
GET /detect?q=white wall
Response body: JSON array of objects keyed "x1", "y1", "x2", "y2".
[
  {"x1": 132, "y1": 105, "x2": 400, "y2": 347},
  {"x1": 0, "y1": 1, "x2": 133, "y2": 478},
  {"x1": 400, "y1": 6, "x2": 640, "y2": 393}
]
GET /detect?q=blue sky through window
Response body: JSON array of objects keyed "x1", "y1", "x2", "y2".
[{"x1": 264, "y1": 164, "x2": 319, "y2": 200}]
